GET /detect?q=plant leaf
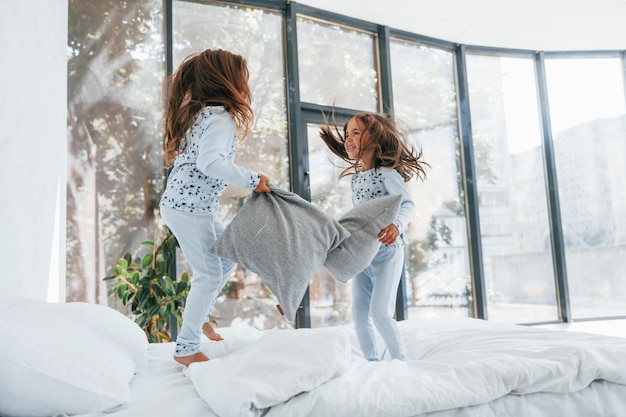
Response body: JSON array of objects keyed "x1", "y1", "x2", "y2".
[
  {"x1": 176, "y1": 280, "x2": 188, "y2": 294},
  {"x1": 118, "y1": 257, "x2": 129, "y2": 269},
  {"x1": 141, "y1": 254, "x2": 153, "y2": 268},
  {"x1": 140, "y1": 240, "x2": 155, "y2": 249}
]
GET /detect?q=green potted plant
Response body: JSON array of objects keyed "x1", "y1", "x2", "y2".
[{"x1": 104, "y1": 226, "x2": 190, "y2": 343}]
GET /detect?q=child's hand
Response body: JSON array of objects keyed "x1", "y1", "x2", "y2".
[
  {"x1": 254, "y1": 174, "x2": 271, "y2": 193},
  {"x1": 377, "y1": 224, "x2": 399, "y2": 245}
]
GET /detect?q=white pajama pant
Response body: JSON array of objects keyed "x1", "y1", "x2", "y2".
[
  {"x1": 159, "y1": 205, "x2": 236, "y2": 357},
  {"x1": 352, "y1": 244, "x2": 407, "y2": 361}
]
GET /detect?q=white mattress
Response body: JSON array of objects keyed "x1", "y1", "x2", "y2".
[{"x1": 77, "y1": 318, "x2": 626, "y2": 417}]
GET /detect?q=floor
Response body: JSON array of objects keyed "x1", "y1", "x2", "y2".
[
  {"x1": 536, "y1": 319, "x2": 626, "y2": 339},
  {"x1": 406, "y1": 305, "x2": 626, "y2": 339}
]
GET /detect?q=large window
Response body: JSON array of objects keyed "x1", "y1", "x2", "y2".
[
  {"x1": 466, "y1": 54, "x2": 557, "y2": 323},
  {"x1": 297, "y1": 17, "x2": 379, "y2": 326},
  {"x1": 172, "y1": 1, "x2": 290, "y2": 329},
  {"x1": 307, "y1": 122, "x2": 354, "y2": 327},
  {"x1": 67, "y1": 0, "x2": 166, "y2": 305},
  {"x1": 67, "y1": 0, "x2": 290, "y2": 330},
  {"x1": 390, "y1": 40, "x2": 471, "y2": 319},
  {"x1": 545, "y1": 57, "x2": 626, "y2": 319},
  {"x1": 67, "y1": 1, "x2": 626, "y2": 331},
  {"x1": 297, "y1": 17, "x2": 378, "y2": 111}
]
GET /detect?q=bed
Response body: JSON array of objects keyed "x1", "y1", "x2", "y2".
[{"x1": 1, "y1": 299, "x2": 625, "y2": 417}]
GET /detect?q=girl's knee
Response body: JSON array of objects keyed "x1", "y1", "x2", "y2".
[
  {"x1": 370, "y1": 309, "x2": 393, "y2": 327},
  {"x1": 352, "y1": 297, "x2": 370, "y2": 318},
  {"x1": 352, "y1": 310, "x2": 369, "y2": 328}
]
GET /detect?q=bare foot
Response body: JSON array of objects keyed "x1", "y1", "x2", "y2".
[
  {"x1": 174, "y1": 352, "x2": 209, "y2": 366},
  {"x1": 202, "y1": 321, "x2": 224, "y2": 341}
]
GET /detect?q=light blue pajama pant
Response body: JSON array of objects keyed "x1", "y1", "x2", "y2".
[
  {"x1": 159, "y1": 205, "x2": 236, "y2": 357},
  {"x1": 352, "y1": 244, "x2": 407, "y2": 361}
]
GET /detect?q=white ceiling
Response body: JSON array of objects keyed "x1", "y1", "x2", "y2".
[{"x1": 297, "y1": 0, "x2": 626, "y2": 51}]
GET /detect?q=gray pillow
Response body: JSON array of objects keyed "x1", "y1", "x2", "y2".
[
  {"x1": 323, "y1": 194, "x2": 401, "y2": 283},
  {"x1": 209, "y1": 185, "x2": 351, "y2": 321}
]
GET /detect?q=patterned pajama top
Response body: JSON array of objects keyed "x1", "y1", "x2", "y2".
[
  {"x1": 351, "y1": 166, "x2": 415, "y2": 247},
  {"x1": 160, "y1": 106, "x2": 260, "y2": 214}
]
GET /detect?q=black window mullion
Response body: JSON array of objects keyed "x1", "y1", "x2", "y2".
[
  {"x1": 377, "y1": 25, "x2": 394, "y2": 115},
  {"x1": 163, "y1": 0, "x2": 180, "y2": 340},
  {"x1": 455, "y1": 45, "x2": 488, "y2": 320},
  {"x1": 622, "y1": 51, "x2": 626, "y2": 109},
  {"x1": 377, "y1": 26, "x2": 408, "y2": 321},
  {"x1": 534, "y1": 52, "x2": 571, "y2": 323},
  {"x1": 284, "y1": 1, "x2": 311, "y2": 329}
]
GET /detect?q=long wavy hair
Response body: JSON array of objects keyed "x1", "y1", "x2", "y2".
[
  {"x1": 319, "y1": 111, "x2": 429, "y2": 182},
  {"x1": 162, "y1": 49, "x2": 253, "y2": 167}
]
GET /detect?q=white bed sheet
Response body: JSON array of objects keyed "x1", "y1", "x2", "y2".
[
  {"x1": 75, "y1": 318, "x2": 626, "y2": 417},
  {"x1": 75, "y1": 341, "x2": 216, "y2": 417}
]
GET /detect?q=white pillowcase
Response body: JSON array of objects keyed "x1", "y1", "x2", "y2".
[
  {"x1": 200, "y1": 322, "x2": 264, "y2": 359},
  {"x1": 0, "y1": 299, "x2": 147, "y2": 417}
]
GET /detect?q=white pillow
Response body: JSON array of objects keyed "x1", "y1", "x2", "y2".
[
  {"x1": 0, "y1": 299, "x2": 137, "y2": 417},
  {"x1": 185, "y1": 327, "x2": 351, "y2": 416},
  {"x1": 57, "y1": 301, "x2": 149, "y2": 371}
]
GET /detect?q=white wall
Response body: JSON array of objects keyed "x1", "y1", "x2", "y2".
[{"x1": 0, "y1": 0, "x2": 68, "y2": 303}]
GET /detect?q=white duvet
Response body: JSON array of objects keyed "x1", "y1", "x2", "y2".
[{"x1": 184, "y1": 318, "x2": 626, "y2": 417}]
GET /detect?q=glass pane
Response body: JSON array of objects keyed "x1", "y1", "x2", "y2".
[
  {"x1": 390, "y1": 40, "x2": 472, "y2": 320},
  {"x1": 546, "y1": 57, "x2": 626, "y2": 319},
  {"x1": 173, "y1": 1, "x2": 291, "y2": 329},
  {"x1": 307, "y1": 123, "x2": 354, "y2": 327},
  {"x1": 297, "y1": 17, "x2": 378, "y2": 111},
  {"x1": 466, "y1": 54, "x2": 557, "y2": 323},
  {"x1": 67, "y1": 0, "x2": 165, "y2": 305}
]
